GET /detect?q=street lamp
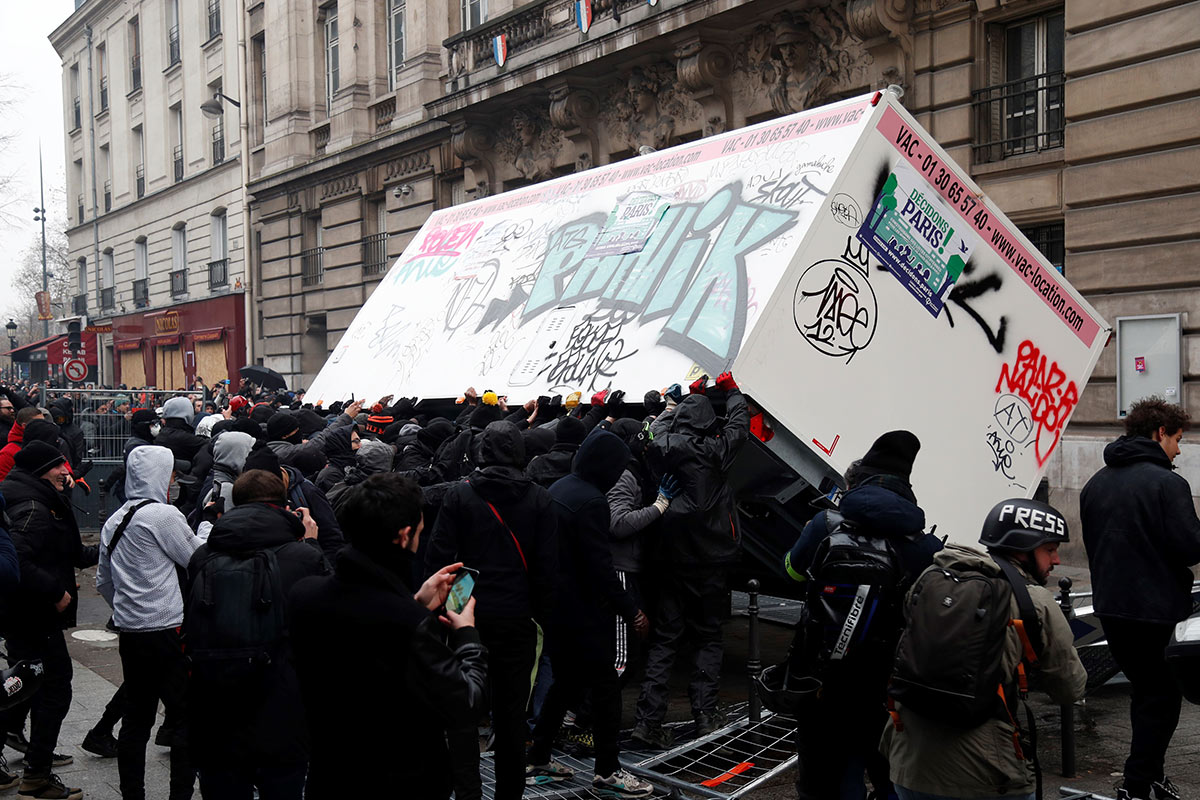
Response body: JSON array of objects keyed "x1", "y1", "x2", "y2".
[
  {"x1": 5, "y1": 319, "x2": 16, "y2": 350},
  {"x1": 200, "y1": 91, "x2": 241, "y2": 118},
  {"x1": 32, "y1": 149, "x2": 49, "y2": 338}
]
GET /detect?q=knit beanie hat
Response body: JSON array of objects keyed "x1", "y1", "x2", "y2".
[
  {"x1": 417, "y1": 419, "x2": 456, "y2": 450},
  {"x1": 859, "y1": 430, "x2": 921, "y2": 481},
  {"x1": 242, "y1": 443, "x2": 282, "y2": 476},
  {"x1": 364, "y1": 414, "x2": 394, "y2": 438},
  {"x1": 555, "y1": 415, "x2": 586, "y2": 446},
  {"x1": 15, "y1": 441, "x2": 66, "y2": 476},
  {"x1": 295, "y1": 409, "x2": 326, "y2": 438},
  {"x1": 21, "y1": 420, "x2": 62, "y2": 447},
  {"x1": 267, "y1": 412, "x2": 301, "y2": 443},
  {"x1": 469, "y1": 403, "x2": 503, "y2": 430}
]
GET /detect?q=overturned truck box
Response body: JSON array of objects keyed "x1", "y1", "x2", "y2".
[{"x1": 307, "y1": 89, "x2": 1109, "y2": 562}]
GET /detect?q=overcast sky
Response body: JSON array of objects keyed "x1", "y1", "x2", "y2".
[{"x1": 0, "y1": 0, "x2": 77, "y2": 319}]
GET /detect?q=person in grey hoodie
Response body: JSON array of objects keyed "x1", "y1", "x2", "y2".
[
  {"x1": 193, "y1": 431, "x2": 257, "y2": 540},
  {"x1": 326, "y1": 439, "x2": 394, "y2": 512},
  {"x1": 96, "y1": 445, "x2": 200, "y2": 800}
]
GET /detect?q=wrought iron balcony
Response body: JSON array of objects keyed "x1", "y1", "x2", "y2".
[
  {"x1": 170, "y1": 269, "x2": 188, "y2": 298},
  {"x1": 72, "y1": 294, "x2": 87, "y2": 316},
  {"x1": 362, "y1": 233, "x2": 389, "y2": 276},
  {"x1": 133, "y1": 278, "x2": 149, "y2": 308},
  {"x1": 168, "y1": 25, "x2": 181, "y2": 66},
  {"x1": 972, "y1": 71, "x2": 1064, "y2": 164},
  {"x1": 208, "y1": 258, "x2": 228, "y2": 288},
  {"x1": 101, "y1": 287, "x2": 114, "y2": 309},
  {"x1": 208, "y1": 0, "x2": 221, "y2": 39}
]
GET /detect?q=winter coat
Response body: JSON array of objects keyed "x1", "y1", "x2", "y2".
[
  {"x1": 0, "y1": 494, "x2": 21, "y2": 600},
  {"x1": 606, "y1": 467, "x2": 662, "y2": 573},
  {"x1": 289, "y1": 546, "x2": 489, "y2": 799},
  {"x1": 267, "y1": 412, "x2": 353, "y2": 469},
  {"x1": 281, "y1": 465, "x2": 346, "y2": 561},
  {"x1": 50, "y1": 400, "x2": 86, "y2": 473},
  {"x1": 314, "y1": 425, "x2": 358, "y2": 492},
  {"x1": 784, "y1": 481, "x2": 942, "y2": 584},
  {"x1": 548, "y1": 430, "x2": 637, "y2": 645},
  {"x1": 96, "y1": 446, "x2": 199, "y2": 631},
  {"x1": 186, "y1": 501, "x2": 330, "y2": 767},
  {"x1": 525, "y1": 443, "x2": 578, "y2": 489},
  {"x1": 644, "y1": 390, "x2": 750, "y2": 567},
  {"x1": 197, "y1": 432, "x2": 256, "y2": 514},
  {"x1": 1080, "y1": 434, "x2": 1200, "y2": 624},
  {"x1": 326, "y1": 440, "x2": 395, "y2": 512},
  {"x1": 0, "y1": 466, "x2": 98, "y2": 633},
  {"x1": 0, "y1": 422, "x2": 25, "y2": 483},
  {"x1": 424, "y1": 421, "x2": 558, "y2": 624},
  {"x1": 882, "y1": 545, "x2": 1086, "y2": 798},
  {"x1": 155, "y1": 418, "x2": 206, "y2": 465}
]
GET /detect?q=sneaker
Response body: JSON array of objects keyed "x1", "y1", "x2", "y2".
[
  {"x1": 525, "y1": 760, "x2": 575, "y2": 786},
  {"x1": 1118, "y1": 789, "x2": 1148, "y2": 800},
  {"x1": 562, "y1": 728, "x2": 595, "y2": 755},
  {"x1": 16, "y1": 771, "x2": 82, "y2": 799},
  {"x1": 630, "y1": 723, "x2": 673, "y2": 751},
  {"x1": 81, "y1": 728, "x2": 118, "y2": 759},
  {"x1": 49, "y1": 753, "x2": 72, "y2": 768},
  {"x1": 5, "y1": 731, "x2": 30, "y2": 754},
  {"x1": 1153, "y1": 778, "x2": 1182, "y2": 800},
  {"x1": 695, "y1": 710, "x2": 726, "y2": 737},
  {"x1": 0, "y1": 755, "x2": 18, "y2": 791},
  {"x1": 593, "y1": 769, "x2": 653, "y2": 797}
]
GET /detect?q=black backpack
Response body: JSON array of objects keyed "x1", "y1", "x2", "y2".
[
  {"x1": 888, "y1": 554, "x2": 1042, "y2": 729},
  {"x1": 799, "y1": 511, "x2": 907, "y2": 669},
  {"x1": 183, "y1": 546, "x2": 288, "y2": 690}
]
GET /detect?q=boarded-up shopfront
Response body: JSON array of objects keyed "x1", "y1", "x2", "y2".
[{"x1": 111, "y1": 294, "x2": 246, "y2": 390}]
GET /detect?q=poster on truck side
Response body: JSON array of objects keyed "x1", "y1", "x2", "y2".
[{"x1": 735, "y1": 92, "x2": 1109, "y2": 544}]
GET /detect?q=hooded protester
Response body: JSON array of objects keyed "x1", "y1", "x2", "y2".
[
  {"x1": 432, "y1": 400, "x2": 504, "y2": 483},
  {"x1": 399, "y1": 419, "x2": 455, "y2": 472},
  {"x1": 326, "y1": 439, "x2": 395, "y2": 512},
  {"x1": 244, "y1": 445, "x2": 347, "y2": 562},
  {"x1": 248, "y1": 403, "x2": 275, "y2": 430},
  {"x1": 424, "y1": 421, "x2": 557, "y2": 800},
  {"x1": 95, "y1": 446, "x2": 199, "y2": 800},
  {"x1": 526, "y1": 429, "x2": 653, "y2": 797},
  {"x1": 0, "y1": 441, "x2": 98, "y2": 799},
  {"x1": 195, "y1": 432, "x2": 256, "y2": 523},
  {"x1": 0, "y1": 407, "x2": 43, "y2": 483},
  {"x1": 782, "y1": 430, "x2": 942, "y2": 800},
  {"x1": 522, "y1": 426, "x2": 556, "y2": 466},
  {"x1": 48, "y1": 399, "x2": 85, "y2": 474},
  {"x1": 314, "y1": 424, "x2": 360, "y2": 492},
  {"x1": 185, "y1": 469, "x2": 329, "y2": 799},
  {"x1": 125, "y1": 410, "x2": 159, "y2": 459},
  {"x1": 155, "y1": 398, "x2": 207, "y2": 465},
  {"x1": 290, "y1": 474, "x2": 488, "y2": 800},
  {"x1": 634, "y1": 372, "x2": 749, "y2": 748},
  {"x1": 265, "y1": 406, "x2": 357, "y2": 469},
  {"x1": 524, "y1": 416, "x2": 585, "y2": 489}
]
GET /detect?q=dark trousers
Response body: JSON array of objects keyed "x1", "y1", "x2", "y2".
[
  {"x1": 1101, "y1": 616, "x2": 1182, "y2": 797},
  {"x1": 636, "y1": 568, "x2": 726, "y2": 726},
  {"x1": 117, "y1": 628, "x2": 195, "y2": 800},
  {"x1": 531, "y1": 633, "x2": 622, "y2": 777},
  {"x1": 794, "y1": 681, "x2": 891, "y2": 800},
  {"x1": 95, "y1": 683, "x2": 181, "y2": 736},
  {"x1": 0, "y1": 630, "x2": 71, "y2": 774},
  {"x1": 198, "y1": 761, "x2": 306, "y2": 800},
  {"x1": 477, "y1": 617, "x2": 539, "y2": 800}
]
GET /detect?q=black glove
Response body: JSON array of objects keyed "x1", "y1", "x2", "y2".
[
  {"x1": 643, "y1": 390, "x2": 665, "y2": 416},
  {"x1": 604, "y1": 390, "x2": 626, "y2": 416}
]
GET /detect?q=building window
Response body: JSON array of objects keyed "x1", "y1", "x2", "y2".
[
  {"x1": 253, "y1": 35, "x2": 267, "y2": 144},
  {"x1": 171, "y1": 224, "x2": 187, "y2": 297},
  {"x1": 212, "y1": 117, "x2": 225, "y2": 165},
  {"x1": 462, "y1": 0, "x2": 487, "y2": 31},
  {"x1": 101, "y1": 249, "x2": 115, "y2": 309},
  {"x1": 97, "y1": 44, "x2": 108, "y2": 112},
  {"x1": 70, "y1": 65, "x2": 81, "y2": 130},
  {"x1": 209, "y1": 210, "x2": 228, "y2": 288},
  {"x1": 100, "y1": 145, "x2": 111, "y2": 212},
  {"x1": 363, "y1": 198, "x2": 389, "y2": 275},
  {"x1": 134, "y1": 126, "x2": 145, "y2": 197},
  {"x1": 324, "y1": 7, "x2": 339, "y2": 112},
  {"x1": 207, "y1": 0, "x2": 222, "y2": 40},
  {"x1": 1020, "y1": 221, "x2": 1065, "y2": 274},
  {"x1": 134, "y1": 236, "x2": 149, "y2": 308},
  {"x1": 387, "y1": 0, "x2": 405, "y2": 90},
  {"x1": 167, "y1": 0, "x2": 181, "y2": 66},
  {"x1": 973, "y1": 11, "x2": 1064, "y2": 163},
  {"x1": 129, "y1": 17, "x2": 142, "y2": 90},
  {"x1": 302, "y1": 219, "x2": 325, "y2": 287},
  {"x1": 171, "y1": 105, "x2": 184, "y2": 182},
  {"x1": 77, "y1": 257, "x2": 88, "y2": 296}
]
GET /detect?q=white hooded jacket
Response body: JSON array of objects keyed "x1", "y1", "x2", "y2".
[{"x1": 96, "y1": 445, "x2": 200, "y2": 631}]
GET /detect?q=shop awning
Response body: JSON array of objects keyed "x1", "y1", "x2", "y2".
[
  {"x1": 192, "y1": 327, "x2": 225, "y2": 343},
  {"x1": 115, "y1": 338, "x2": 143, "y2": 352},
  {"x1": 150, "y1": 333, "x2": 180, "y2": 347},
  {"x1": 4, "y1": 333, "x2": 64, "y2": 358}
]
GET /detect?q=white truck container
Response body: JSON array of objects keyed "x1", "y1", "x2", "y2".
[{"x1": 307, "y1": 89, "x2": 1109, "y2": 546}]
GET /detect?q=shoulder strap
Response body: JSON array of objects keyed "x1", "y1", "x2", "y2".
[
  {"x1": 107, "y1": 499, "x2": 156, "y2": 556},
  {"x1": 823, "y1": 510, "x2": 845, "y2": 535},
  {"x1": 993, "y1": 556, "x2": 1043, "y2": 664},
  {"x1": 485, "y1": 501, "x2": 528, "y2": 572}
]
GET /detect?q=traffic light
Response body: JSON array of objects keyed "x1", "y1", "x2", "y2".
[{"x1": 67, "y1": 320, "x2": 82, "y2": 354}]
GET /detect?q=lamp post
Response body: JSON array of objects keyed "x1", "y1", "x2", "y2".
[
  {"x1": 5, "y1": 319, "x2": 17, "y2": 381},
  {"x1": 32, "y1": 148, "x2": 50, "y2": 339}
]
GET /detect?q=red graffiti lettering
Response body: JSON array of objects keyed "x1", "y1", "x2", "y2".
[
  {"x1": 416, "y1": 222, "x2": 484, "y2": 259},
  {"x1": 995, "y1": 339, "x2": 1078, "y2": 468}
]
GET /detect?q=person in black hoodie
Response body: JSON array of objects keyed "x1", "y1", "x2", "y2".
[
  {"x1": 242, "y1": 445, "x2": 346, "y2": 562},
  {"x1": 1080, "y1": 397, "x2": 1200, "y2": 800},
  {"x1": 290, "y1": 473, "x2": 487, "y2": 800},
  {"x1": 782, "y1": 430, "x2": 941, "y2": 800},
  {"x1": 48, "y1": 399, "x2": 85, "y2": 474},
  {"x1": 185, "y1": 468, "x2": 329, "y2": 799},
  {"x1": 0, "y1": 441, "x2": 97, "y2": 799},
  {"x1": 634, "y1": 371, "x2": 749, "y2": 747},
  {"x1": 524, "y1": 416, "x2": 585, "y2": 489},
  {"x1": 526, "y1": 428, "x2": 653, "y2": 797},
  {"x1": 424, "y1": 420, "x2": 557, "y2": 800},
  {"x1": 398, "y1": 418, "x2": 455, "y2": 473}
]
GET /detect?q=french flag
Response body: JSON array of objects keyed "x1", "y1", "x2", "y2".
[
  {"x1": 576, "y1": 0, "x2": 592, "y2": 32},
  {"x1": 493, "y1": 34, "x2": 508, "y2": 67}
]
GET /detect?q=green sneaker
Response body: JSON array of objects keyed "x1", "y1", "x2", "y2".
[{"x1": 525, "y1": 759, "x2": 575, "y2": 786}]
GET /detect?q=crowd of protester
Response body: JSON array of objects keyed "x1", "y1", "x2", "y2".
[{"x1": 0, "y1": 370, "x2": 1195, "y2": 800}]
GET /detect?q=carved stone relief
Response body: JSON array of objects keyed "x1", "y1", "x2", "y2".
[
  {"x1": 601, "y1": 63, "x2": 699, "y2": 153},
  {"x1": 495, "y1": 107, "x2": 565, "y2": 182}
]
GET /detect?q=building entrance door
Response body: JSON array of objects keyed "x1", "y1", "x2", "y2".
[{"x1": 157, "y1": 345, "x2": 183, "y2": 390}]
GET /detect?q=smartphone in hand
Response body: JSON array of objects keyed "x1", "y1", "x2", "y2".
[{"x1": 446, "y1": 567, "x2": 479, "y2": 614}]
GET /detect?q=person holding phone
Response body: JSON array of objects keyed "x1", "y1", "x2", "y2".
[{"x1": 291, "y1": 473, "x2": 487, "y2": 800}]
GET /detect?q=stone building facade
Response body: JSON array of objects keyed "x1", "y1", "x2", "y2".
[{"x1": 50, "y1": 0, "x2": 248, "y2": 389}]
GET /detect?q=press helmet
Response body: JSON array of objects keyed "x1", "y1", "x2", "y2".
[
  {"x1": 979, "y1": 497, "x2": 1069, "y2": 553},
  {"x1": 0, "y1": 660, "x2": 44, "y2": 711}
]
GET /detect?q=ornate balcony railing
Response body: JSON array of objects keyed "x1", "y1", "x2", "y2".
[
  {"x1": 168, "y1": 25, "x2": 181, "y2": 66},
  {"x1": 373, "y1": 96, "x2": 396, "y2": 132},
  {"x1": 362, "y1": 233, "x2": 389, "y2": 276},
  {"x1": 170, "y1": 269, "x2": 187, "y2": 297},
  {"x1": 208, "y1": 258, "x2": 228, "y2": 288},
  {"x1": 132, "y1": 278, "x2": 149, "y2": 308}
]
